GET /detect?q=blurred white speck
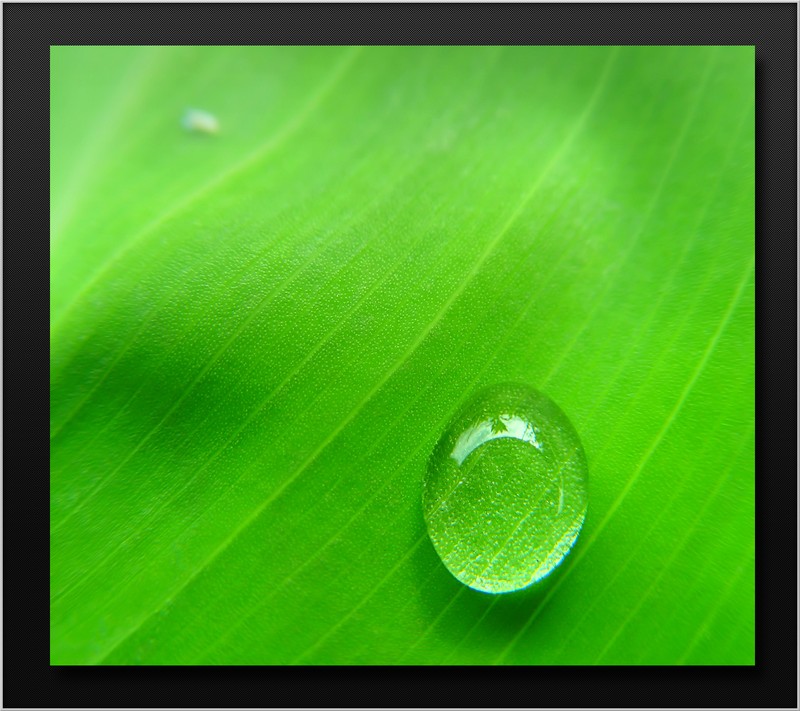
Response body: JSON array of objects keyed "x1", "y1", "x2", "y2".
[{"x1": 182, "y1": 108, "x2": 219, "y2": 135}]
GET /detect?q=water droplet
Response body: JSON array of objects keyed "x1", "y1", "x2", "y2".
[
  {"x1": 423, "y1": 383, "x2": 588, "y2": 594},
  {"x1": 181, "y1": 107, "x2": 219, "y2": 135}
]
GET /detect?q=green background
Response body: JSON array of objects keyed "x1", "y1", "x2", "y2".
[{"x1": 51, "y1": 46, "x2": 755, "y2": 665}]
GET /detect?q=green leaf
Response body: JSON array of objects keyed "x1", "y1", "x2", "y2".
[{"x1": 50, "y1": 46, "x2": 754, "y2": 665}]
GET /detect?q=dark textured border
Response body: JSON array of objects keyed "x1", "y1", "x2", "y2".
[{"x1": 15, "y1": 2, "x2": 797, "y2": 709}]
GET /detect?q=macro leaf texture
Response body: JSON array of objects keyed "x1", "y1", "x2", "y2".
[{"x1": 50, "y1": 46, "x2": 755, "y2": 665}]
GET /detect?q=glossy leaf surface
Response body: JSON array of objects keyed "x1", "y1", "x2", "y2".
[{"x1": 51, "y1": 46, "x2": 754, "y2": 665}]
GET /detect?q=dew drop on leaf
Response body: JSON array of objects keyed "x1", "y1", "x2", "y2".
[
  {"x1": 181, "y1": 107, "x2": 219, "y2": 134},
  {"x1": 423, "y1": 383, "x2": 588, "y2": 594}
]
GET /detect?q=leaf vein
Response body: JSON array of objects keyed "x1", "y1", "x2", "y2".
[{"x1": 51, "y1": 46, "x2": 365, "y2": 334}]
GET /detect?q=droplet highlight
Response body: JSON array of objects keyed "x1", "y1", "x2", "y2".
[{"x1": 423, "y1": 383, "x2": 588, "y2": 594}]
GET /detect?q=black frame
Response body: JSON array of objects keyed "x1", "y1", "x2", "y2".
[{"x1": 14, "y1": 2, "x2": 798, "y2": 708}]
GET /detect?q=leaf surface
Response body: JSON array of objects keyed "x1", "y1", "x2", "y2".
[{"x1": 50, "y1": 46, "x2": 754, "y2": 665}]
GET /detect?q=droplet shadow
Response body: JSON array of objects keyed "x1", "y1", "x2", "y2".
[{"x1": 411, "y1": 527, "x2": 585, "y2": 661}]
